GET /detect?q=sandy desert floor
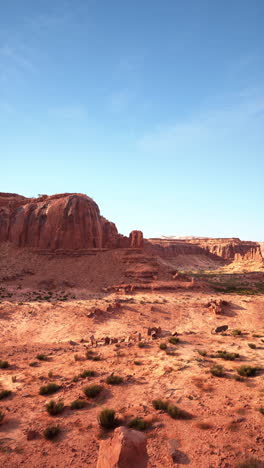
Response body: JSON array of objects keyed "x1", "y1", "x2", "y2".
[
  {"x1": 0, "y1": 290, "x2": 263, "y2": 467},
  {"x1": 0, "y1": 245, "x2": 264, "y2": 467}
]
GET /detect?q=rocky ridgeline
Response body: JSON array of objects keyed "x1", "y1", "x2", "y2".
[{"x1": 146, "y1": 237, "x2": 263, "y2": 263}]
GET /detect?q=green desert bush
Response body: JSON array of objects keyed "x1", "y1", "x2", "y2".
[
  {"x1": 98, "y1": 409, "x2": 117, "y2": 429},
  {"x1": 39, "y1": 383, "x2": 60, "y2": 395},
  {"x1": 0, "y1": 390, "x2": 11, "y2": 400},
  {"x1": 237, "y1": 366, "x2": 258, "y2": 377},
  {"x1": 232, "y1": 329, "x2": 242, "y2": 336},
  {"x1": 46, "y1": 400, "x2": 64, "y2": 415},
  {"x1": 248, "y1": 343, "x2": 257, "y2": 349},
  {"x1": 128, "y1": 417, "x2": 149, "y2": 430},
  {"x1": 106, "y1": 374, "x2": 123, "y2": 385},
  {"x1": 152, "y1": 399, "x2": 168, "y2": 411},
  {"x1": 210, "y1": 365, "x2": 225, "y2": 377},
  {"x1": 258, "y1": 407, "x2": 264, "y2": 415},
  {"x1": 80, "y1": 370, "x2": 95, "y2": 378},
  {"x1": 0, "y1": 360, "x2": 9, "y2": 369},
  {"x1": 169, "y1": 337, "x2": 180, "y2": 345},
  {"x1": 159, "y1": 343, "x2": 167, "y2": 350},
  {"x1": 43, "y1": 425, "x2": 61, "y2": 440},
  {"x1": 70, "y1": 399, "x2": 86, "y2": 410},
  {"x1": 36, "y1": 354, "x2": 48, "y2": 361},
  {"x1": 138, "y1": 342, "x2": 145, "y2": 348},
  {"x1": 83, "y1": 384, "x2": 102, "y2": 398},
  {"x1": 216, "y1": 350, "x2": 240, "y2": 361}
]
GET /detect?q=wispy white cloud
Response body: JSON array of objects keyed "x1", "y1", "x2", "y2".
[{"x1": 137, "y1": 89, "x2": 264, "y2": 154}]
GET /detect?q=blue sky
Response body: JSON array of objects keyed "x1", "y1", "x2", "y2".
[{"x1": 1, "y1": 0, "x2": 264, "y2": 240}]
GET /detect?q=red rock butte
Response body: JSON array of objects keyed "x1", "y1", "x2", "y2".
[{"x1": 0, "y1": 192, "x2": 142, "y2": 250}]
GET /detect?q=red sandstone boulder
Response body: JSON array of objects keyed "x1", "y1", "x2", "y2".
[{"x1": 96, "y1": 426, "x2": 148, "y2": 468}]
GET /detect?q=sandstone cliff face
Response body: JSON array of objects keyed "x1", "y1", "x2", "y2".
[
  {"x1": 0, "y1": 192, "x2": 144, "y2": 250},
  {"x1": 0, "y1": 193, "x2": 121, "y2": 250},
  {"x1": 146, "y1": 237, "x2": 263, "y2": 263}
]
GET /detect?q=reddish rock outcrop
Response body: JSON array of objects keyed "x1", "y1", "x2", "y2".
[
  {"x1": 129, "y1": 230, "x2": 143, "y2": 248},
  {"x1": 96, "y1": 426, "x2": 148, "y2": 468},
  {"x1": 0, "y1": 193, "x2": 123, "y2": 250}
]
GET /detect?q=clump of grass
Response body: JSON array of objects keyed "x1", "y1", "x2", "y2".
[
  {"x1": 46, "y1": 400, "x2": 64, "y2": 416},
  {"x1": 167, "y1": 404, "x2": 192, "y2": 420},
  {"x1": 232, "y1": 329, "x2": 242, "y2": 336},
  {"x1": 159, "y1": 343, "x2": 167, "y2": 350},
  {"x1": 197, "y1": 350, "x2": 207, "y2": 357},
  {"x1": 106, "y1": 374, "x2": 123, "y2": 385},
  {"x1": 248, "y1": 343, "x2": 257, "y2": 349},
  {"x1": 39, "y1": 383, "x2": 60, "y2": 395},
  {"x1": 80, "y1": 370, "x2": 95, "y2": 378},
  {"x1": 216, "y1": 350, "x2": 240, "y2": 361},
  {"x1": 152, "y1": 399, "x2": 191, "y2": 419},
  {"x1": 70, "y1": 399, "x2": 86, "y2": 410},
  {"x1": 169, "y1": 337, "x2": 180, "y2": 345},
  {"x1": 128, "y1": 417, "x2": 149, "y2": 431},
  {"x1": 48, "y1": 371, "x2": 53, "y2": 378},
  {"x1": 29, "y1": 361, "x2": 38, "y2": 367},
  {"x1": 36, "y1": 354, "x2": 48, "y2": 361},
  {"x1": 258, "y1": 407, "x2": 264, "y2": 415},
  {"x1": 0, "y1": 360, "x2": 9, "y2": 369},
  {"x1": 138, "y1": 342, "x2": 145, "y2": 348},
  {"x1": 152, "y1": 399, "x2": 168, "y2": 411},
  {"x1": 210, "y1": 365, "x2": 225, "y2": 377},
  {"x1": 0, "y1": 390, "x2": 11, "y2": 400},
  {"x1": 237, "y1": 366, "x2": 258, "y2": 377},
  {"x1": 98, "y1": 409, "x2": 118, "y2": 429},
  {"x1": 83, "y1": 384, "x2": 102, "y2": 398},
  {"x1": 43, "y1": 425, "x2": 61, "y2": 440},
  {"x1": 134, "y1": 360, "x2": 141, "y2": 365}
]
